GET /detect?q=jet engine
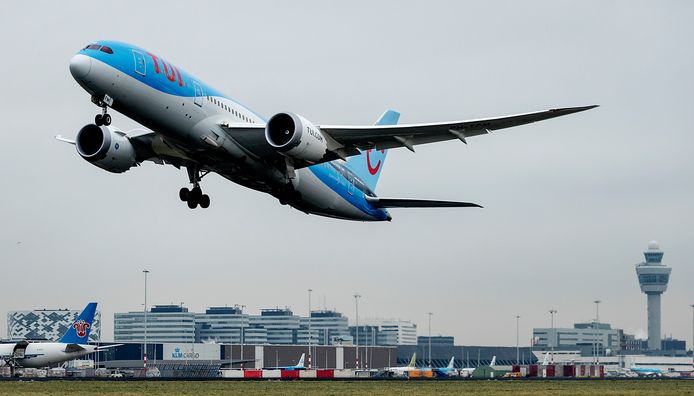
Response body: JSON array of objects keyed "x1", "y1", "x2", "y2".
[
  {"x1": 75, "y1": 124, "x2": 137, "y2": 173},
  {"x1": 265, "y1": 112, "x2": 328, "y2": 163}
]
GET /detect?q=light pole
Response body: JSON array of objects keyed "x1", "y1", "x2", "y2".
[
  {"x1": 237, "y1": 304, "x2": 246, "y2": 368},
  {"x1": 549, "y1": 309, "x2": 557, "y2": 364},
  {"x1": 594, "y1": 300, "x2": 601, "y2": 363},
  {"x1": 515, "y1": 315, "x2": 520, "y2": 365},
  {"x1": 427, "y1": 312, "x2": 433, "y2": 367},
  {"x1": 354, "y1": 294, "x2": 361, "y2": 369},
  {"x1": 143, "y1": 270, "x2": 149, "y2": 370},
  {"x1": 308, "y1": 288, "x2": 313, "y2": 369}
]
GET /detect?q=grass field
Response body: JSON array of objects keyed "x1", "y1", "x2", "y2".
[{"x1": 0, "y1": 380, "x2": 693, "y2": 396}]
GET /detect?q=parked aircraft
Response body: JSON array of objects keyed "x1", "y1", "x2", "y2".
[
  {"x1": 433, "y1": 357, "x2": 458, "y2": 378},
  {"x1": 62, "y1": 41, "x2": 597, "y2": 221},
  {"x1": 263, "y1": 353, "x2": 305, "y2": 370},
  {"x1": 629, "y1": 366, "x2": 665, "y2": 377},
  {"x1": 384, "y1": 353, "x2": 418, "y2": 377},
  {"x1": 0, "y1": 303, "x2": 118, "y2": 371}
]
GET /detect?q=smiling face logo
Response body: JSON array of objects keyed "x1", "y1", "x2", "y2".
[
  {"x1": 72, "y1": 320, "x2": 90, "y2": 338},
  {"x1": 366, "y1": 149, "x2": 386, "y2": 175}
]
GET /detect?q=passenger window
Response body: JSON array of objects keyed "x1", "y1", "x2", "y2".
[{"x1": 100, "y1": 46, "x2": 113, "y2": 54}]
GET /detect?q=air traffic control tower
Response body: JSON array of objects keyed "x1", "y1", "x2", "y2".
[{"x1": 635, "y1": 241, "x2": 672, "y2": 350}]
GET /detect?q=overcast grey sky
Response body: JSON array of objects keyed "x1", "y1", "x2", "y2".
[{"x1": 1, "y1": 1, "x2": 692, "y2": 346}]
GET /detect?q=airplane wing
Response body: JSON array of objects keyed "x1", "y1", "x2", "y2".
[
  {"x1": 219, "y1": 105, "x2": 597, "y2": 167},
  {"x1": 319, "y1": 105, "x2": 598, "y2": 152}
]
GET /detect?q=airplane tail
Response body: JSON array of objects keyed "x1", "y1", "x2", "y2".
[
  {"x1": 447, "y1": 356, "x2": 455, "y2": 369},
  {"x1": 490, "y1": 356, "x2": 496, "y2": 367},
  {"x1": 346, "y1": 109, "x2": 400, "y2": 191},
  {"x1": 59, "y1": 302, "x2": 97, "y2": 344},
  {"x1": 542, "y1": 352, "x2": 550, "y2": 366},
  {"x1": 408, "y1": 353, "x2": 417, "y2": 368},
  {"x1": 296, "y1": 353, "x2": 305, "y2": 368}
]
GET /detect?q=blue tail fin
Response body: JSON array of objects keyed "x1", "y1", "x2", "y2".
[
  {"x1": 60, "y1": 302, "x2": 97, "y2": 344},
  {"x1": 346, "y1": 110, "x2": 400, "y2": 191}
]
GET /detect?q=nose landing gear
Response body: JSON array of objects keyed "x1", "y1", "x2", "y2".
[
  {"x1": 92, "y1": 95, "x2": 113, "y2": 126},
  {"x1": 179, "y1": 166, "x2": 211, "y2": 209}
]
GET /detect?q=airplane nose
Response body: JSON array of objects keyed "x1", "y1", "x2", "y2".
[{"x1": 69, "y1": 54, "x2": 91, "y2": 79}]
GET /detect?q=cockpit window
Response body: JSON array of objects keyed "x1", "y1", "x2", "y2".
[
  {"x1": 100, "y1": 46, "x2": 113, "y2": 54},
  {"x1": 86, "y1": 44, "x2": 101, "y2": 50}
]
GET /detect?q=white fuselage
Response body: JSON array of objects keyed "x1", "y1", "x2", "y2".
[{"x1": 0, "y1": 342, "x2": 97, "y2": 368}]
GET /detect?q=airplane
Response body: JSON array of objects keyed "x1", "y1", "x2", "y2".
[
  {"x1": 541, "y1": 352, "x2": 550, "y2": 366},
  {"x1": 263, "y1": 353, "x2": 306, "y2": 370},
  {"x1": 433, "y1": 356, "x2": 458, "y2": 378},
  {"x1": 383, "y1": 353, "x2": 418, "y2": 377},
  {"x1": 62, "y1": 40, "x2": 597, "y2": 221},
  {"x1": 0, "y1": 303, "x2": 119, "y2": 371},
  {"x1": 629, "y1": 366, "x2": 665, "y2": 377}
]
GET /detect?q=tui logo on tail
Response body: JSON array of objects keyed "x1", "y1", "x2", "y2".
[{"x1": 366, "y1": 149, "x2": 386, "y2": 175}]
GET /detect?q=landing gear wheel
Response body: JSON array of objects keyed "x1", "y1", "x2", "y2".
[
  {"x1": 179, "y1": 188, "x2": 190, "y2": 202},
  {"x1": 199, "y1": 194, "x2": 210, "y2": 209},
  {"x1": 187, "y1": 199, "x2": 198, "y2": 209},
  {"x1": 102, "y1": 113, "x2": 112, "y2": 126},
  {"x1": 95, "y1": 114, "x2": 103, "y2": 126},
  {"x1": 190, "y1": 186, "x2": 202, "y2": 201}
]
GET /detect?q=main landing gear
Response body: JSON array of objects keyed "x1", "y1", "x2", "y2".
[{"x1": 179, "y1": 166, "x2": 210, "y2": 209}]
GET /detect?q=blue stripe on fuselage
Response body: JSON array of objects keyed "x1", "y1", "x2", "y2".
[
  {"x1": 307, "y1": 162, "x2": 390, "y2": 221},
  {"x1": 79, "y1": 40, "x2": 266, "y2": 121}
]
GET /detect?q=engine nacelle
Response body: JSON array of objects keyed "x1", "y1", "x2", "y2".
[
  {"x1": 265, "y1": 112, "x2": 328, "y2": 163},
  {"x1": 75, "y1": 124, "x2": 137, "y2": 173}
]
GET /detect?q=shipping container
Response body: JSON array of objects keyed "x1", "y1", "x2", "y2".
[
  {"x1": 299, "y1": 370, "x2": 317, "y2": 379},
  {"x1": 261, "y1": 369, "x2": 281, "y2": 379},
  {"x1": 243, "y1": 369, "x2": 262, "y2": 379},
  {"x1": 316, "y1": 369, "x2": 334, "y2": 379},
  {"x1": 528, "y1": 365, "x2": 538, "y2": 377},
  {"x1": 333, "y1": 369, "x2": 354, "y2": 379},
  {"x1": 562, "y1": 365, "x2": 576, "y2": 377},
  {"x1": 280, "y1": 370, "x2": 300, "y2": 379},
  {"x1": 546, "y1": 365, "x2": 555, "y2": 377}
]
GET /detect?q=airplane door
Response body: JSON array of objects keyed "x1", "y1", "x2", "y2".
[
  {"x1": 193, "y1": 81, "x2": 203, "y2": 107},
  {"x1": 132, "y1": 50, "x2": 146, "y2": 75}
]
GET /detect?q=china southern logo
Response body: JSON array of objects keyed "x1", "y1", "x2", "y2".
[{"x1": 72, "y1": 320, "x2": 90, "y2": 337}]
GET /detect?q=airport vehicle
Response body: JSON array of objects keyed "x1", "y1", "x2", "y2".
[
  {"x1": 63, "y1": 41, "x2": 597, "y2": 221},
  {"x1": 0, "y1": 303, "x2": 118, "y2": 370},
  {"x1": 263, "y1": 353, "x2": 306, "y2": 370},
  {"x1": 383, "y1": 353, "x2": 418, "y2": 377}
]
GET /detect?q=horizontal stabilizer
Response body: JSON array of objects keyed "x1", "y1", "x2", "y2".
[
  {"x1": 366, "y1": 196, "x2": 482, "y2": 208},
  {"x1": 96, "y1": 344, "x2": 124, "y2": 351},
  {"x1": 64, "y1": 344, "x2": 85, "y2": 353}
]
